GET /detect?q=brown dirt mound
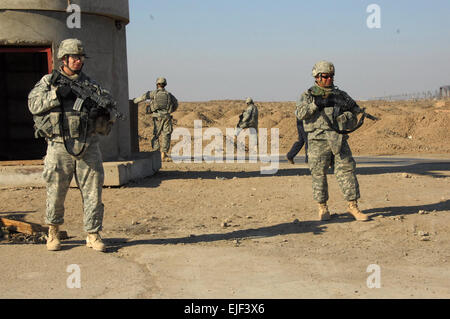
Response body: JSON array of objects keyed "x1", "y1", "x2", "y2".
[
  {"x1": 138, "y1": 99, "x2": 450, "y2": 155},
  {"x1": 176, "y1": 112, "x2": 215, "y2": 128}
]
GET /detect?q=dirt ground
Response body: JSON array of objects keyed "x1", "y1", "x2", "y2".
[{"x1": 1, "y1": 99, "x2": 449, "y2": 299}]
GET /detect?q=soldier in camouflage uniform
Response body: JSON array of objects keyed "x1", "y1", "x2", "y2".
[
  {"x1": 133, "y1": 77, "x2": 178, "y2": 162},
  {"x1": 235, "y1": 97, "x2": 259, "y2": 150},
  {"x1": 237, "y1": 98, "x2": 259, "y2": 130},
  {"x1": 28, "y1": 39, "x2": 118, "y2": 252},
  {"x1": 295, "y1": 61, "x2": 369, "y2": 221}
]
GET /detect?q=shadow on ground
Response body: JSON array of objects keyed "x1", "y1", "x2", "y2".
[
  {"x1": 0, "y1": 211, "x2": 37, "y2": 220},
  {"x1": 127, "y1": 160, "x2": 450, "y2": 189},
  {"x1": 82, "y1": 199, "x2": 449, "y2": 252},
  {"x1": 3, "y1": 199, "x2": 448, "y2": 250}
]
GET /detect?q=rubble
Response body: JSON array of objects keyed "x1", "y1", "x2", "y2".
[{"x1": 0, "y1": 217, "x2": 68, "y2": 244}]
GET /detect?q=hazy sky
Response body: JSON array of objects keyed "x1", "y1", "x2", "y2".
[{"x1": 126, "y1": 0, "x2": 450, "y2": 101}]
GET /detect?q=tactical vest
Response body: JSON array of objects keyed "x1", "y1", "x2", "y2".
[
  {"x1": 33, "y1": 108, "x2": 93, "y2": 140},
  {"x1": 149, "y1": 89, "x2": 177, "y2": 115},
  {"x1": 33, "y1": 73, "x2": 112, "y2": 140},
  {"x1": 303, "y1": 85, "x2": 358, "y2": 134}
]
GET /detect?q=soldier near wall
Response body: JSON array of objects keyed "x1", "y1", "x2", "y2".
[
  {"x1": 28, "y1": 38, "x2": 118, "y2": 252},
  {"x1": 295, "y1": 60, "x2": 369, "y2": 222},
  {"x1": 134, "y1": 77, "x2": 178, "y2": 162}
]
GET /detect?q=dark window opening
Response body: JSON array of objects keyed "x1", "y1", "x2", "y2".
[{"x1": 0, "y1": 47, "x2": 52, "y2": 161}]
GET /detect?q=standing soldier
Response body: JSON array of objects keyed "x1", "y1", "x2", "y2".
[
  {"x1": 133, "y1": 77, "x2": 178, "y2": 162},
  {"x1": 235, "y1": 97, "x2": 259, "y2": 150},
  {"x1": 295, "y1": 60, "x2": 369, "y2": 222},
  {"x1": 28, "y1": 38, "x2": 118, "y2": 251}
]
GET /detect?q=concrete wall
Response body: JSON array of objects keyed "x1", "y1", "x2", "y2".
[
  {"x1": 0, "y1": 0, "x2": 129, "y2": 23},
  {"x1": 0, "y1": 0, "x2": 131, "y2": 161}
]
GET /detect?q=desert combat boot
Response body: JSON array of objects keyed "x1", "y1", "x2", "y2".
[
  {"x1": 86, "y1": 233, "x2": 106, "y2": 252},
  {"x1": 46, "y1": 225, "x2": 61, "y2": 251},
  {"x1": 318, "y1": 202, "x2": 331, "y2": 221},
  {"x1": 347, "y1": 200, "x2": 369, "y2": 221}
]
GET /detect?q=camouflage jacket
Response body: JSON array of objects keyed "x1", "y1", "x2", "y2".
[
  {"x1": 295, "y1": 84, "x2": 362, "y2": 154},
  {"x1": 28, "y1": 69, "x2": 113, "y2": 144},
  {"x1": 238, "y1": 103, "x2": 258, "y2": 129}
]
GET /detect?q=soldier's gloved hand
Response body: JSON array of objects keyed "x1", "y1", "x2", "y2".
[
  {"x1": 330, "y1": 94, "x2": 346, "y2": 106},
  {"x1": 314, "y1": 95, "x2": 331, "y2": 111},
  {"x1": 56, "y1": 84, "x2": 72, "y2": 98}
]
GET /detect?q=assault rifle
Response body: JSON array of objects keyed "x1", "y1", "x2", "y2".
[
  {"x1": 236, "y1": 113, "x2": 243, "y2": 128},
  {"x1": 333, "y1": 92, "x2": 379, "y2": 121},
  {"x1": 362, "y1": 110, "x2": 379, "y2": 121},
  {"x1": 320, "y1": 92, "x2": 380, "y2": 134},
  {"x1": 50, "y1": 70, "x2": 125, "y2": 121}
]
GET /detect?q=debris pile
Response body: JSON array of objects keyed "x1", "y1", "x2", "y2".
[
  {"x1": 0, "y1": 217, "x2": 67, "y2": 245},
  {"x1": 0, "y1": 226, "x2": 47, "y2": 244}
]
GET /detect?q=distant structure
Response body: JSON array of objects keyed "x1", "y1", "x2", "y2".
[
  {"x1": 440, "y1": 86, "x2": 450, "y2": 99},
  {"x1": 0, "y1": 0, "x2": 132, "y2": 161},
  {"x1": 367, "y1": 86, "x2": 449, "y2": 101}
]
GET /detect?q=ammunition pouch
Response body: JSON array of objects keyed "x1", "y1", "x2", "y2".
[
  {"x1": 33, "y1": 112, "x2": 65, "y2": 139},
  {"x1": 50, "y1": 113, "x2": 61, "y2": 136},
  {"x1": 33, "y1": 113, "x2": 54, "y2": 138},
  {"x1": 336, "y1": 112, "x2": 358, "y2": 132},
  {"x1": 33, "y1": 109, "x2": 94, "y2": 139}
]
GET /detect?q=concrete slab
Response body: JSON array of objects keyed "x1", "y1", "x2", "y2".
[{"x1": 0, "y1": 152, "x2": 161, "y2": 188}]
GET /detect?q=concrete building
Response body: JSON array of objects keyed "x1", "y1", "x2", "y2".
[{"x1": 0, "y1": 0, "x2": 160, "y2": 186}]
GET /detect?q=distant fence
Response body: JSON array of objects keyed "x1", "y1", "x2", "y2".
[{"x1": 366, "y1": 86, "x2": 450, "y2": 101}]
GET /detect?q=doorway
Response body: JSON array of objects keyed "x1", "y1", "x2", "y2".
[{"x1": 0, "y1": 47, "x2": 52, "y2": 161}]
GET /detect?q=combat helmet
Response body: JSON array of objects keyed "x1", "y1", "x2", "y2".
[
  {"x1": 312, "y1": 60, "x2": 335, "y2": 77},
  {"x1": 245, "y1": 97, "x2": 253, "y2": 104},
  {"x1": 57, "y1": 38, "x2": 86, "y2": 60},
  {"x1": 156, "y1": 77, "x2": 167, "y2": 86}
]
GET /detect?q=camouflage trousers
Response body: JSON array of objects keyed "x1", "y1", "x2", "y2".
[
  {"x1": 307, "y1": 138, "x2": 360, "y2": 203},
  {"x1": 152, "y1": 116, "x2": 173, "y2": 153},
  {"x1": 42, "y1": 140, "x2": 104, "y2": 233}
]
